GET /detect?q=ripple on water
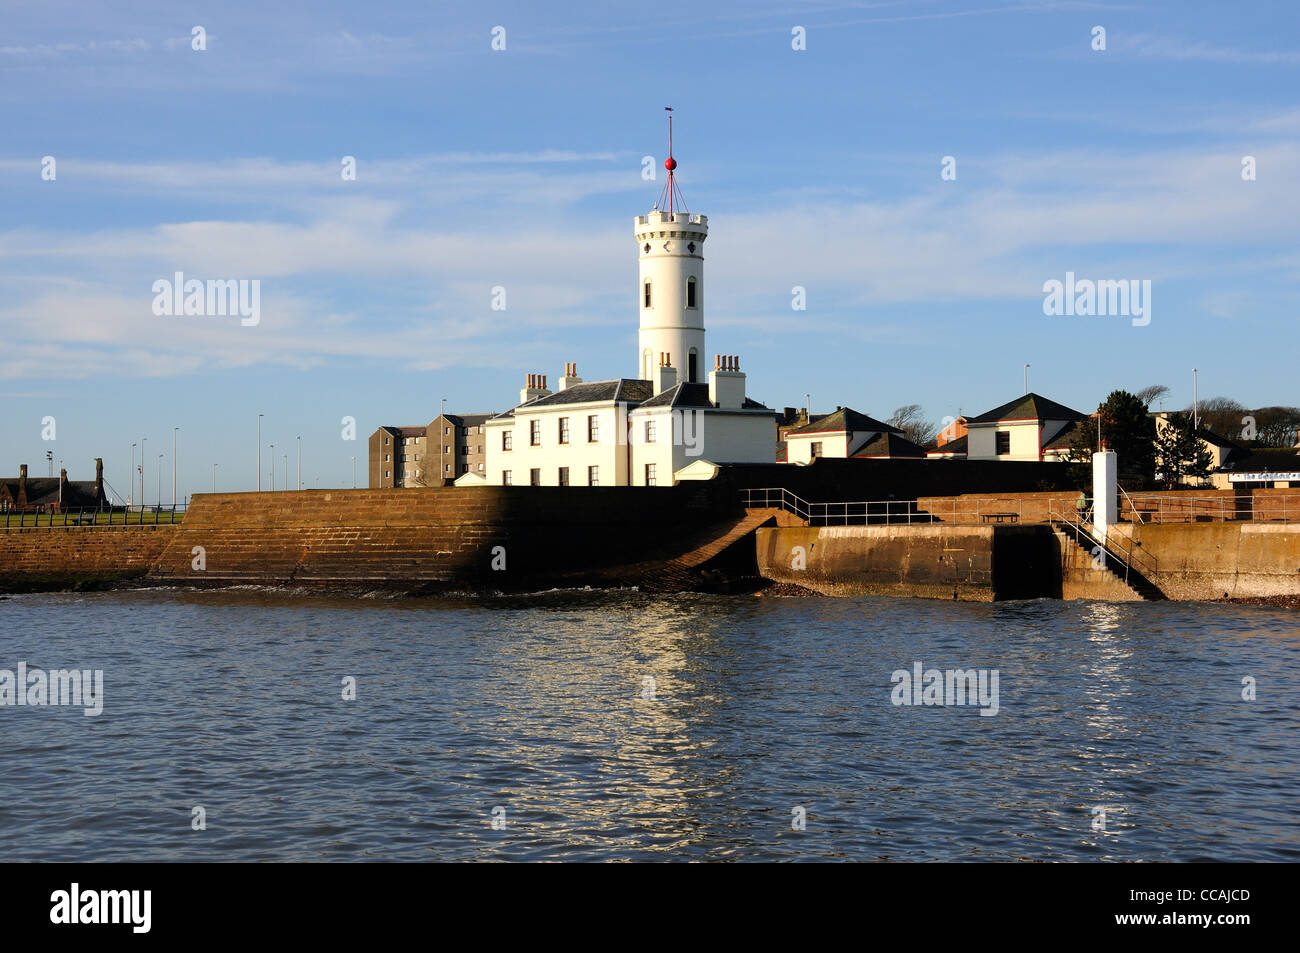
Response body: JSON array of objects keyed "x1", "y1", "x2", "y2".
[{"x1": 0, "y1": 589, "x2": 1296, "y2": 861}]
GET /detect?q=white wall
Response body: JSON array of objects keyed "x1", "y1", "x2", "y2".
[
  {"x1": 786, "y1": 432, "x2": 849, "y2": 464},
  {"x1": 485, "y1": 404, "x2": 628, "y2": 486},
  {"x1": 966, "y1": 421, "x2": 1041, "y2": 461}
]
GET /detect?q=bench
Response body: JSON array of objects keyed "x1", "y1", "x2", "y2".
[{"x1": 980, "y1": 512, "x2": 1019, "y2": 524}]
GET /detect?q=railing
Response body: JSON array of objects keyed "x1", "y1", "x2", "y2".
[
  {"x1": 0, "y1": 504, "x2": 186, "y2": 529},
  {"x1": 740, "y1": 488, "x2": 1039, "y2": 526},
  {"x1": 742, "y1": 488, "x2": 1299, "y2": 526},
  {"x1": 1122, "y1": 494, "x2": 1296, "y2": 523},
  {"x1": 1047, "y1": 505, "x2": 1160, "y2": 585}
]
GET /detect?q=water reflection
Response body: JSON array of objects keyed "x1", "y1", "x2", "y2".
[{"x1": 0, "y1": 589, "x2": 1295, "y2": 861}]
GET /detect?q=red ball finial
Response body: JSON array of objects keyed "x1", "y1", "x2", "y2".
[{"x1": 664, "y1": 157, "x2": 677, "y2": 172}]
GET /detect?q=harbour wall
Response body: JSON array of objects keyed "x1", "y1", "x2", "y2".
[
  {"x1": 0, "y1": 524, "x2": 179, "y2": 592},
  {"x1": 753, "y1": 524, "x2": 1059, "y2": 601}
]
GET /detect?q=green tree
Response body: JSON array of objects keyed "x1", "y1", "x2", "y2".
[
  {"x1": 1154, "y1": 413, "x2": 1214, "y2": 489},
  {"x1": 1067, "y1": 390, "x2": 1157, "y2": 489}
]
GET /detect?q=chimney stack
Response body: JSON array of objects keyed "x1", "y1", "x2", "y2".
[
  {"x1": 559, "y1": 362, "x2": 583, "y2": 391},
  {"x1": 95, "y1": 457, "x2": 104, "y2": 504},
  {"x1": 18, "y1": 463, "x2": 27, "y2": 508},
  {"x1": 520, "y1": 372, "x2": 553, "y2": 405},
  {"x1": 708, "y1": 354, "x2": 746, "y2": 409},
  {"x1": 653, "y1": 353, "x2": 678, "y2": 396}
]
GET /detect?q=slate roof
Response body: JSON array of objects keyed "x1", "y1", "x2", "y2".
[
  {"x1": 851, "y1": 431, "x2": 929, "y2": 458},
  {"x1": 1218, "y1": 448, "x2": 1300, "y2": 473},
  {"x1": 637, "y1": 381, "x2": 771, "y2": 411},
  {"x1": 445, "y1": 413, "x2": 494, "y2": 428},
  {"x1": 379, "y1": 425, "x2": 428, "y2": 438},
  {"x1": 489, "y1": 379, "x2": 655, "y2": 422},
  {"x1": 927, "y1": 434, "x2": 968, "y2": 455},
  {"x1": 966, "y1": 393, "x2": 1086, "y2": 425},
  {"x1": 1042, "y1": 419, "x2": 1082, "y2": 450},
  {"x1": 6, "y1": 478, "x2": 103, "y2": 507},
  {"x1": 785, "y1": 407, "x2": 902, "y2": 437}
]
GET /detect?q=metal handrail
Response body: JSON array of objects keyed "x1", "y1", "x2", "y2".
[{"x1": 1048, "y1": 505, "x2": 1159, "y2": 583}]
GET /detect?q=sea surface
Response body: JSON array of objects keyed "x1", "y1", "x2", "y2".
[{"x1": 1, "y1": 588, "x2": 1297, "y2": 862}]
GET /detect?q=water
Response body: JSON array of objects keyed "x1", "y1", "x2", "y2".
[{"x1": 1, "y1": 589, "x2": 1296, "y2": 861}]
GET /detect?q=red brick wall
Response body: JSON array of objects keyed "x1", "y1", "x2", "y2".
[{"x1": 0, "y1": 525, "x2": 179, "y2": 591}]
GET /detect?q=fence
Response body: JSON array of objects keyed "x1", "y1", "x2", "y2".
[
  {"x1": 740, "y1": 488, "x2": 1043, "y2": 526},
  {"x1": 0, "y1": 504, "x2": 186, "y2": 529},
  {"x1": 742, "y1": 488, "x2": 1300, "y2": 526}
]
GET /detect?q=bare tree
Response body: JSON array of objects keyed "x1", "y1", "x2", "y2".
[
  {"x1": 888, "y1": 404, "x2": 938, "y2": 447},
  {"x1": 1134, "y1": 384, "x2": 1169, "y2": 409},
  {"x1": 1189, "y1": 396, "x2": 1246, "y2": 436}
]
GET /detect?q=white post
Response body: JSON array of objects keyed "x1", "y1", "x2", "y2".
[{"x1": 1093, "y1": 450, "x2": 1117, "y2": 539}]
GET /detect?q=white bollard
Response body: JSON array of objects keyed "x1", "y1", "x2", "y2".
[{"x1": 1093, "y1": 450, "x2": 1117, "y2": 538}]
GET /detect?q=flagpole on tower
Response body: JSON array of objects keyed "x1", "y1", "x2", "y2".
[{"x1": 656, "y1": 106, "x2": 688, "y2": 216}]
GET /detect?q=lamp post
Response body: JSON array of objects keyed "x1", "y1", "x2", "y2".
[
  {"x1": 803, "y1": 393, "x2": 811, "y2": 419},
  {"x1": 212, "y1": 463, "x2": 217, "y2": 493},
  {"x1": 352, "y1": 456, "x2": 357, "y2": 489},
  {"x1": 270, "y1": 443, "x2": 275, "y2": 491},
  {"x1": 130, "y1": 443, "x2": 136, "y2": 506},
  {"x1": 1192, "y1": 368, "x2": 1199, "y2": 431},
  {"x1": 140, "y1": 437, "x2": 146, "y2": 507},
  {"x1": 156, "y1": 454, "x2": 163, "y2": 508},
  {"x1": 296, "y1": 435, "x2": 301, "y2": 492},
  {"x1": 283, "y1": 453, "x2": 288, "y2": 491},
  {"x1": 257, "y1": 414, "x2": 263, "y2": 492},
  {"x1": 172, "y1": 427, "x2": 178, "y2": 505}
]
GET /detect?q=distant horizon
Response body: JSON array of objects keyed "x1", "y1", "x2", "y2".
[{"x1": 3, "y1": 0, "x2": 1298, "y2": 495}]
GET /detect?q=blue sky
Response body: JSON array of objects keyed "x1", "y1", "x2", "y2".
[{"x1": 2, "y1": 0, "x2": 1298, "y2": 497}]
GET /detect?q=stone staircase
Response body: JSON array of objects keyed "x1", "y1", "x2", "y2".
[{"x1": 1052, "y1": 517, "x2": 1166, "y2": 601}]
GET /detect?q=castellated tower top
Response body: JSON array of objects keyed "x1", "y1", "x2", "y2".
[{"x1": 635, "y1": 108, "x2": 708, "y2": 384}]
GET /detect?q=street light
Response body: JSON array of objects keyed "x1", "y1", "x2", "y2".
[
  {"x1": 140, "y1": 437, "x2": 146, "y2": 507},
  {"x1": 803, "y1": 393, "x2": 811, "y2": 418},
  {"x1": 1192, "y1": 368, "x2": 1199, "y2": 431},
  {"x1": 257, "y1": 414, "x2": 263, "y2": 492},
  {"x1": 212, "y1": 463, "x2": 217, "y2": 493},
  {"x1": 283, "y1": 453, "x2": 288, "y2": 490},
  {"x1": 296, "y1": 435, "x2": 301, "y2": 492},
  {"x1": 352, "y1": 456, "x2": 357, "y2": 489},
  {"x1": 172, "y1": 427, "x2": 178, "y2": 506},
  {"x1": 130, "y1": 443, "x2": 136, "y2": 506},
  {"x1": 156, "y1": 454, "x2": 163, "y2": 508},
  {"x1": 270, "y1": 443, "x2": 275, "y2": 491}
]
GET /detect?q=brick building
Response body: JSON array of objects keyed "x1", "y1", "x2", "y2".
[
  {"x1": 369, "y1": 414, "x2": 493, "y2": 488},
  {"x1": 0, "y1": 459, "x2": 107, "y2": 512}
]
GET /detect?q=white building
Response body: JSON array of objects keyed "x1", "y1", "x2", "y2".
[
  {"x1": 962, "y1": 393, "x2": 1086, "y2": 462},
  {"x1": 483, "y1": 122, "x2": 776, "y2": 487},
  {"x1": 783, "y1": 407, "x2": 926, "y2": 464}
]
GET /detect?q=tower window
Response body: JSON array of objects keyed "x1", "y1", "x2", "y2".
[
  {"x1": 644, "y1": 281, "x2": 652, "y2": 308},
  {"x1": 643, "y1": 243, "x2": 650, "y2": 253},
  {"x1": 686, "y1": 277, "x2": 696, "y2": 308},
  {"x1": 688, "y1": 348, "x2": 698, "y2": 383},
  {"x1": 687, "y1": 241, "x2": 696, "y2": 254}
]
